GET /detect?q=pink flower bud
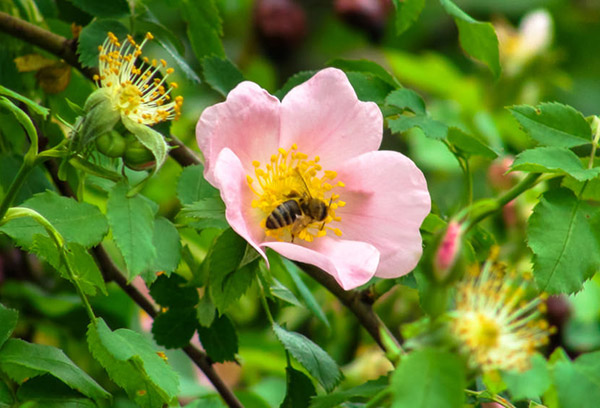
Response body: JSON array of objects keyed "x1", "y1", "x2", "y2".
[
  {"x1": 434, "y1": 221, "x2": 462, "y2": 281},
  {"x1": 254, "y1": 0, "x2": 307, "y2": 59},
  {"x1": 335, "y1": 0, "x2": 392, "y2": 41},
  {"x1": 488, "y1": 156, "x2": 517, "y2": 191}
]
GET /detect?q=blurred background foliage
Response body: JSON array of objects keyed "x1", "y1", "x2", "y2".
[{"x1": 1, "y1": 0, "x2": 600, "y2": 406}]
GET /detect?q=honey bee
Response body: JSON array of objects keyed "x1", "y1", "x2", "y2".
[{"x1": 265, "y1": 169, "x2": 330, "y2": 241}]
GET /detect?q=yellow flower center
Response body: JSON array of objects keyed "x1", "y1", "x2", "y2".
[
  {"x1": 460, "y1": 312, "x2": 500, "y2": 349},
  {"x1": 117, "y1": 83, "x2": 142, "y2": 111},
  {"x1": 246, "y1": 144, "x2": 345, "y2": 242}
]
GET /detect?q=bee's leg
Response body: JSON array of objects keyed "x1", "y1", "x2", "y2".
[{"x1": 320, "y1": 197, "x2": 333, "y2": 231}]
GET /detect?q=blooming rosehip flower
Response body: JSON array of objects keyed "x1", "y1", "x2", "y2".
[
  {"x1": 77, "y1": 32, "x2": 183, "y2": 169},
  {"x1": 451, "y1": 262, "x2": 551, "y2": 373},
  {"x1": 196, "y1": 68, "x2": 430, "y2": 290}
]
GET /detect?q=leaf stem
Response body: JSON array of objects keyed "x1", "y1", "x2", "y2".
[
  {"x1": 365, "y1": 388, "x2": 392, "y2": 408},
  {"x1": 464, "y1": 172, "x2": 541, "y2": 233},
  {"x1": 256, "y1": 276, "x2": 275, "y2": 325}
]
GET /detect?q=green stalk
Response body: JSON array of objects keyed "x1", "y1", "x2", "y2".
[
  {"x1": 589, "y1": 116, "x2": 600, "y2": 169},
  {"x1": 464, "y1": 172, "x2": 541, "y2": 233}
]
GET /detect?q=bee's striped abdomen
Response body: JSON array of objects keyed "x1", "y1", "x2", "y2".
[{"x1": 266, "y1": 200, "x2": 302, "y2": 229}]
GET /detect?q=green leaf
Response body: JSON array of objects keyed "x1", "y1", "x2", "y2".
[
  {"x1": 180, "y1": 198, "x2": 228, "y2": 229},
  {"x1": 31, "y1": 236, "x2": 107, "y2": 296},
  {"x1": 151, "y1": 217, "x2": 181, "y2": 274},
  {"x1": 391, "y1": 348, "x2": 465, "y2": 408},
  {"x1": 0, "y1": 191, "x2": 108, "y2": 249},
  {"x1": 152, "y1": 307, "x2": 197, "y2": 349},
  {"x1": 310, "y1": 376, "x2": 388, "y2": 408},
  {"x1": 177, "y1": 164, "x2": 220, "y2": 205},
  {"x1": 202, "y1": 56, "x2": 245, "y2": 97},
  {"x1": 106, "y1": 183, "x2": 157, "y2": 280},
  {"x1": 563, "y1": 177, "x2": 600, "y2": 201},
  {"x1": 391, "y1": 0, "x2": 426, "y2": 35},
  {"x1": 509, "y1": 103, "x2": 592, "y2": 148},
  {"x1": 527, "y1": 188, "x2": 600, "y2": 294},
  {"x1": 67, "y1": 0, "x2": 129, "y2": 17},
  {"x1": 553, "y1": 351, "x2": 600, "y2": 408},
  {"x1": 275, "y1": 71, "x2": 316, "y2": 99},
  {"x1": 388, "y1": 115, "x2": 448, "y2": 140},
  {"x1": 512, "y1": 147, "x2": 600, "y2": 181},
  {"x1": 87, "y1": 318, "x2": 179, "y2": 407},
  {"x1": 0, "y1": 338, "x2": 110, "y2": 403},
  {"x1": 78, "y1": 19, "x2": 129, "y2": 67},
  {"x1": 149, "y1": 274, "x2": 198, "y2": 309},
  {"x1": 16, "y1": 375, "x2": 97, "y2": 408},
  {"x1": 327, "y1": 59, "x2": 399, "y2": 88},
  {"x1": 209, "y1": 228, "x2": 254, "y2": 313},
  {"x1": 280, "y1": 366, "x2": 316, "y2": 408},
  {"x1": 196, "y1": 293, "x2": 216, "y2": 327},
  {"x1": 180, "y1": 0, "x2": 224, "y2": 60},
  {"x1": 279, "y1": 256, "x2": 330, "y2": 329},
  {"x1": 269, "y1": 277, "x2": 303, "y2": 308},
  {"x1": 385, "y1": 88, "x2": 426, "y2": 115},
  {"x1": 439, "y1": 0, "x2": 501, "y2": 78},
  {"x1": 346, "y1": 72, "x2": 395, "y2": 105},
  {"x1": 272, "y1": 323, "x2": 342, "y2": 393},
  {"x1": 197, "y1": 314, "x2": 238, "y2": 363},
  {"x1": 447, "y1": 127, "x2": 498, "y2": 159},
  {"x1": 0, "y1": 303, "x2": 18, "y2": 348},
  {"x1": 502, "y1": 354, "x2": 551, "y2": 400},
  {"x1": 0, "y1": 85, "x2": 49, "y2": 118}
]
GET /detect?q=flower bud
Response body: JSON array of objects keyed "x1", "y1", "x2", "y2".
[
  {"x1": 254, "y1": 0, "x2": 307, "y2": 60},
  {"x1": 433, "y1": 220, "x2": 463, "y2": 282},
  {"x1": 487, "y1": 156, "x2": 516, "y2": 191},
  {"x1": 335, "y1": 0, "x2": 392, "y2": 41},
  {"x1": 95, "y1": 130, "x2": 127, "y2": 158},
  {"x1": 123, "y1": 134, "x2": 156, "y2": 171}
]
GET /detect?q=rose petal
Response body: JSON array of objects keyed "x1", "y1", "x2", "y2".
[
  {"x1": 333, "y1": 150, "x2": 430, "y2": 278},
  {"x1": 196, "y1": 81, "x2": 281, "y2": 185},
  {"x1": 263, "y1": 237, "x2": 379, "y2": 290},
  {"x1": 280, "y1": 68, "x2": 382, "y2": 168},
  {"x1": 213, "y1": 148, "x2": 268, "y2": 262}
]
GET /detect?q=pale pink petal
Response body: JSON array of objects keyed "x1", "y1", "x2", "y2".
[
  {"x1": 213, "y1": 148, "x2": 268, "y2": 262},
  {"x1": 280, "y1": 68, "x2": 382, "y2": 168},
  {"x1": 333, "y1": 151, "x2": 430, "y2": 278},
  {"x1": 263, "y1": 237, "x2": 379, "y2": 290},
  {"x1": 196, "y1": 81, "x2": 281, "y2": 185}
]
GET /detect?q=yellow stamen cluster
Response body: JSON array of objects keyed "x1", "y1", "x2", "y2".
[
  {"x1": 93, "y1": 32, "x2": 183, "y2": 125},
  {"x1": 451, "y1": 262, "x2": 551, "y2": 373},
  {"x1": 246, "y1": 144, "x2": 345, "y2": 242}
]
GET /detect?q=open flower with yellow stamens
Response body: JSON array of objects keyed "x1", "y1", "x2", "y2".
[
  {"x1": 77, "y1": 31, "x2": 183, "y2": 169},
  {"x1": 451, "y1": 262, "x2": 551, "y2": 373},
  {"x1": 196, "y1": 68, "x2": 430, "y2": 290},
  {"x1": 94, "y1": 32, "x2": 183, "y2": 125}
]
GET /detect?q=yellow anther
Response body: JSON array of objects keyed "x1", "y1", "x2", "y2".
[
  {"x1": 145, "y1": 32, "x2": 154, "y2": 40},
  {"x1": 166, "y1": 67, "x2": 174, "y2": 74}
]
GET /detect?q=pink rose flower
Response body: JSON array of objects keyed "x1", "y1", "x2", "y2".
[{"x1": 196, "y1": 68, "x2": 430, "y2": 290}]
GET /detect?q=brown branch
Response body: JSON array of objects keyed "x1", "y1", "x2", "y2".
[
  {"x1": 0, "y1": 11, "x2": 96, "y2": 79},
  {"x1": 298, "y1": 263, "x2": 402, "y2": 355}
]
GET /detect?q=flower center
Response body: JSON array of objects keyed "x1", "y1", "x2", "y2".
[
  {"x1": 246, "y1": 144, "x2": 345, "y2": 242},
  {"x1": 461, "y1": 312, "x2": 500, "y2": 349},
  {"x1": 117, "y1": 83, "x2": 142, "y2": 111}
]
